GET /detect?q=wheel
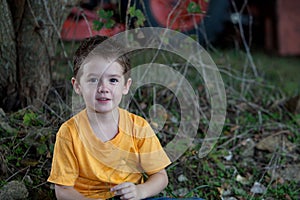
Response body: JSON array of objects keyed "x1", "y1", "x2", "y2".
[{"x1": 139, "y1": 0, "x2": 230, "y2": 46}]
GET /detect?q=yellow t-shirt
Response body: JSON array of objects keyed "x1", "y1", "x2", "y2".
[{"x1": 48, "y1": 108, "x2": 171, "y2": 199}]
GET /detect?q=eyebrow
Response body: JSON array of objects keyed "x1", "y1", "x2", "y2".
[
  {"x1": 107, "y1": 74, "x2": 122, "y2": 78},
  {"x1": 86, "y1": 73, "x2": 122, "y2": 78},
  {"x1": 86, "y1": 73, "x2": 99, "y2": 78}
]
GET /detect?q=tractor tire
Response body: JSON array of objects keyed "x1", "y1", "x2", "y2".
[{"x1": 139, "y1": 0, "x2": 230, "y2": 46}]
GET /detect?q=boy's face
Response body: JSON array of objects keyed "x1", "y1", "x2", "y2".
[{"x1": 72, "y1": 57, "x2": 131, "y2": 114}]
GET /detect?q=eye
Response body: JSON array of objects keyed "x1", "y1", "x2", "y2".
[
  {"x1": 88, "y1": 78, "x2": 98, "y2": 83},
  {"x1": 110, "y1": 78, "x2": 119, "y2": 84}
]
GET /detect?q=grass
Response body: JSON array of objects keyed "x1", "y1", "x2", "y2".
[
  {"x1": 210, "y1": 48, "x2": 300, "y2": 96},
  {"x1": 128, "y1": 47, "x2": 300, "y2": 199},
  {"x1": 122, "y1": 47, "x2": 300, "y2": 199},
  {"x1": 1, "y1": 41, "x2": 299, "y2": 199}
]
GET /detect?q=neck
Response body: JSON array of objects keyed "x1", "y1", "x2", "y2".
[
  {"x1": 86, "y1": 108, "x2": 119, "y2": 125},
  {"x1": 86, "y1": 108, "x2": 120, "y2": 142}
]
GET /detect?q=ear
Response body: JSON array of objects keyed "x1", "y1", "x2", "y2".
[
  {"x1": 122, "y1": 78, "x2": 132, "y2": 95},
  {"x1": 71, "y1": 77, "x2": 81, "y2": 95}
]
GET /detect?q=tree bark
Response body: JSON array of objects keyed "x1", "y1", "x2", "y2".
[
  {"x1": 0, "y1": 0, "x2": 18, "y2": 110},
  {"x1": 0, "y1": 0, "x2": 78, "y2": 111}
]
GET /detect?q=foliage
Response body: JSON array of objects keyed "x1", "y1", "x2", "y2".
[
  {"x1": 187, "y1": 2, "x2": 203, "y2": 14},
  {"x1": 93, "y1": 5, "x2": 145, "y2": 31},
  {"x1": 1, "y1": 51, "x2": 300, "y2": 200},
  {"x1": 0, "y1": 107, "x2": 58, "y2": 199},
  {"x1": 1, "y1": 1, "x2": 300, "y2": 199},
  {"x1": 128, "y1": 5, "x2": 145, "y2": 27},
  {"x1": 93, "y1": 9, "x2": 116, "y2": 30},
  {"x1": 124, "y1": 49, "x2": 300, "y2": 199}
]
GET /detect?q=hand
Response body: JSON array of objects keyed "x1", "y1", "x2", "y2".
[{"x1": 110, "y1": 182, "x2": 143, "y2": 200}]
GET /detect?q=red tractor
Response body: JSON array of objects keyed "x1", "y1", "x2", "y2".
[{"x1": 61, "y1": 0, "x2": 231, "y2": 45}]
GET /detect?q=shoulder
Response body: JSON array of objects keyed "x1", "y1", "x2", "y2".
[
  {"x1": 119, "y1": 108, "x2": 155, "y2": 138},
  {"x1": 57, "y1": 110, "x2": 87, "y2": 141},
  {"x1": 119, "y1": 108, "x2": 149, "y2": 127}
]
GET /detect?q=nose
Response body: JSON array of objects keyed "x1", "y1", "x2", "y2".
[{"x1": 97, "y1": 81, "x2": 109, "y2": 93}]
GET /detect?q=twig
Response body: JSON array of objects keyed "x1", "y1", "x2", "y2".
[
  {"x1": 41, "y1": 0, "x2": 73, "y2": 71},
  {"x1": 37, "y1": 99, "x2": 64, "y2": 121},
  {"x1": 80, "y1": 7, "x2": 93, "y2": 36},
  {"x1": 166, "y1": 0, "x2": 181, "y2": 30},
  {"x1": 125, "y1": 0, "x2": 132, "y2": 30},
  {"x1": 5, "y1": 166, "x2": 30, "y2": 183},
  {"x1": 231, "y1": 0, "x2": 258, "y2": 77},
  {"x1": 22, "y1": 167, "x2": 31, "y2": 182},
  {"x1": 248, "y1": 151, "x2": 279, "y2": 200},
  {"x1": 26, "y1": 0, "x2": 40, "y2": 28},
  {"x1": 127, "y1": 92, "x2": 148, "y2": 120},
  {"x1": 152, "y1": 86, "x2": 156, "y2": 114},
  {"x1": 32, "y1": 181, "x2": 48, "y2": 189}
]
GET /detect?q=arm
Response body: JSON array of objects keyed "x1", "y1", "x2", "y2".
[
  {"x1": 55, "y1": 184, "x2": 101, "y2": 200},
  {"x1": 137, "y1": 169, "x2": 169, "y2": 198},
  {"x1": 111, "y1": 169, "x2": 168, "y2": 200}
]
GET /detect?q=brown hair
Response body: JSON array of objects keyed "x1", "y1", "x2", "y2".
[{"x1": 73, "y1": 35, "x2": 131, "y2": 81}]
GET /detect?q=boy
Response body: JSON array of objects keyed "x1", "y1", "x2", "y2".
[{"x1": 48, "y1": 35, "x2": 171, "y2": 200}]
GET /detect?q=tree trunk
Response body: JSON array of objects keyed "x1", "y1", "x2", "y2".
[
  {"x1": 0, "y1": 0, "x2": 78, "y2": 111},
  {"x1": 0, "y1": 0, "x2": 17, "y2": 110}
]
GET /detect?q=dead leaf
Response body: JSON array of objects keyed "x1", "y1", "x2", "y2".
[
  {"x1": 235, "y1": 102, "x2": 249, "y2": 112},
  {"x1": 20, "y1": 159, "x2": 39, "y2": 167},
  {"x1": 241, "y1": 138, "x2": 255, "y2": 157},
  {"x1": 270, "y1": 164, "x2": 300, "y2": 181},
  {"x1": 150, "y1": 121, "x2": 159, "y2": 129},
  {"x1": 236, "y1": 174, "x2": 251, "y2": 185},
  {"x1": 173, "y1": 188, "x2": 188, "y2": 197},
  {"x1": 256, "y1": 132, "x2": 296, "y2": 152},
  {"x1": 177, "y1": 174, "x2": 188, "y2": 182},
  {"x1": 222, "y1": 197, "x2": 238, "y2": 200},
  {"x1": 218, "y1": 187, "x2": 233, "y2": 198},
  {"x1": 0, "y1": 121, "x2": 18, "y2": 136},
  {"x1": 284, "y1": 95, "x2": 300, "y2": 114},
  {"x1": 140, "y1": 102, "x2": 147, "y2": 110},
  {"x1": 230, "y1": 125, "x2": 240, "y2": 132},
  {"x1": 223, "y1": 150, "x2": 233, "y2": 161},
  {"x1": 250, "y1": 182, "x2": 266, "y2": 194}
]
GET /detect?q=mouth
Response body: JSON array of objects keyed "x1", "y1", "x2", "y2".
[{"x1": 96, "y1": 97, "x2": 111, "y2": 103}]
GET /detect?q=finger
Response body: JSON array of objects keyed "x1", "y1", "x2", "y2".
[
  {"x1": 116, "y1": 185, "x2": 135, "y2": 196},
  {"x1": 120, "y1": 190, "x2": 136, "y2": 200},
  {"x1": 111, "y1": 182, "x2": 134, "y2": 191}
]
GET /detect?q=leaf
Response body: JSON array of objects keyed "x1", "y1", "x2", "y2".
[
  {"x1": 128, "y1": 6, "x2": 136, "y2": 16},
  {"x1": 37, "y1": 144, "x2": 48, "y2": 155},
  {"x1": 135, "y1": 10, "x2": 145, "y2": 26},
  {"x1": 93, "y1": 20, "x2": 104, "y2": 30},
  {"x1": 177, "y1": 174, "x2": 188, "y2": 182},
  {"x1": 94, "y1": 10, "x2": 116, "y2": 30},
  {"x1": 0, "y1": 121, "x2": 17, "y2": 136},
  {"x1": 104, "y1": 19, "x2": 115, "y2": 28},
  {"x1": 256, "y1": 132, "x2": 296, "y2": 152},
  {"x1": 23, "y1": 112, "x2": 41, "y2": 126},
  {"x1": 187, "y1": 2, "x2": 202, "y2": 14},
  {"x1": 270, "y1": 164, "x2": 300, "y2": 181},
  {"x1": 98, "y1": 9, "x2": 114, "y2": 19},
  {"x1": 49, "y1": 143, "x2": 54, "y2": 154},
  {"x1": 21, "y1": 159, "x2": 39, "y2": 167},
  {"x1": 250, "y1": 182, "x2": 266, "y2": 194},
  {"x1": 128, "y1": 6, "x2": 145, "y2": 27},
  {"x1": 236, "y1": 174, "x2": 251, "y2": 185}
]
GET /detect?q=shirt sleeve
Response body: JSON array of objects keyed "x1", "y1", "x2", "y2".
[
  {"x1": 136, "y1": 121, "x2": 171, "y2": 175},
  {"x1": 47, "y1": 124, "x2": 79, "y2": 186}
]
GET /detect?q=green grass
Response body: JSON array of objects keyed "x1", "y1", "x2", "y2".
[
  {"x1": 126, "y1": 47, "x2": 300, "y2": 199},
  {"x1": 2, "y1": 40, "x2": 299, "y2": 199},
  {"x1": 210, "y1": 48, "x2": 300, "y2": 96},
  {"x1": 55, "y1": 41, "x2": 300, "y2": 96}
]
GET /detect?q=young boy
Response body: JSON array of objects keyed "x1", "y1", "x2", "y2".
[{"x1": 47, "y1": 35, "x2": 171, "y2": 200}]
